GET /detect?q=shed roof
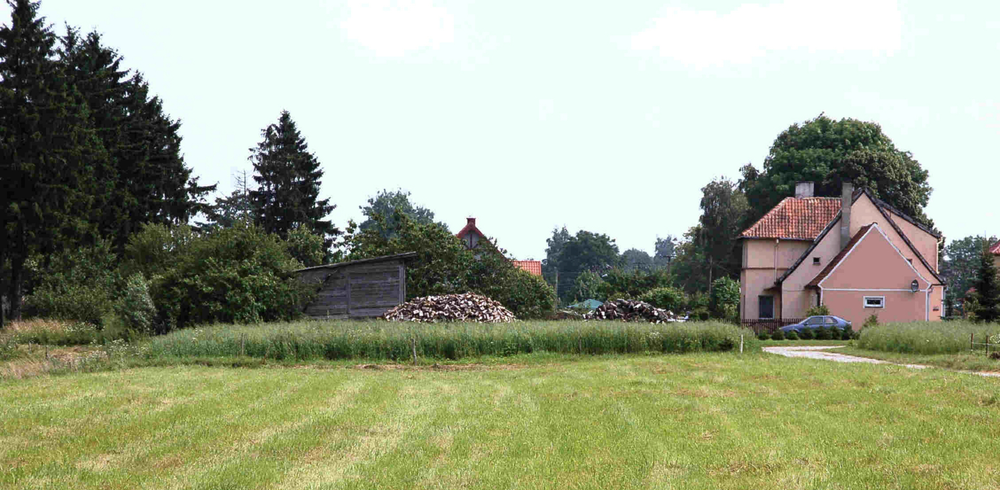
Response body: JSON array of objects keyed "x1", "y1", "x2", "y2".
[{"x1": 294, "y1": 252, "x2": 417, "y2": 273}]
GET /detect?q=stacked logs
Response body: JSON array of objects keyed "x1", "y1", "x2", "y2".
[
  {"x1": 584, "y1": 299, "x2": 678, "y2": 323},
  {"x1": 383, "y1": 293, "x2": 516, "y2": 323}
]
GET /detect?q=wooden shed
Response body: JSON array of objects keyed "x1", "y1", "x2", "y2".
[{"x1": 295, "y1": 252, "x2": 416, "y2": 319}]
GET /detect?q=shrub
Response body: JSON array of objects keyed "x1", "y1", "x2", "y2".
[
  {"x1": 771, "y1": 330, "x2": 785, "y2": 341},
  {"x1": 709, "y1": 277, "x2": 740, "y2": 322},
  {"x1": 127, "y1": 222, "x2": 313, "y2": 332},
  {"x1": 757, "y1": 331, "x2": 769, "y2": 341},
  {"x1": 691, "y1": 307, "x2": 710, "y2": 321},
  {"x1": 841, "y1": 328, "x2": 855, "y2": 340},
  {"x1": 815, "y1": 327, "x2": 832, "y2": 340},
  {"x1": 864, "y1": 314, "x2": 880, "y2": 329},
  {"x1": 25, "y1": 240, "x2": 121, "y2": 326},
  {"x1": 599, "y1": 267, "x2": 673, "y2": 300},
  {"x1": 798, "y1": 328, "x2": 814, "y2": 340},
  {"x1": 640, "y1": 287, "x2": 687, "y2": 312},
  {"x1": 115, "y1": 274, "x2": 156, "y2": 334},
  {"x1": 785, "y1": 330, "x2": 799, "y2": 340},
  {"x1": 805, "y1": 305, "x2": 831, "y2": 317}
]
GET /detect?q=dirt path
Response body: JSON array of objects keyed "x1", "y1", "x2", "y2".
[{"x1": 763, "y1": 345, "x2": 1000, "y2": 378}]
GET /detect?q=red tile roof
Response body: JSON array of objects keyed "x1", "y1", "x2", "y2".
[
  {"x1": 513, "y1": 260, "x2": 542, "y2": 276},
  {"x1": 806, "y1": 224, "x2": 874, "y2": 288},
  {"x1": 992, "y1": 240, "x2": 1000, "y2": 255},
  {"x1": 740, "y1": 197, "x2": 842, "y2": 240}
]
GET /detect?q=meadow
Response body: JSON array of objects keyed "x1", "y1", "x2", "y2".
[
  {"x1": 142, "y1": 320, "x2": 758, "y2": 362},
  {"x1": 3, "y1": 352, "x2": 1000, "y2": 489}
]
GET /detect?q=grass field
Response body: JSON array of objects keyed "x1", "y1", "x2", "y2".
[{"x1": 3, "y1": 353, "x2": 1000, "y2": 489}]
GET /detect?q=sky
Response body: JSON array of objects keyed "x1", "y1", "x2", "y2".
[{"x1": 33, "y1": 0, "x2": 1000, "y2": 260}]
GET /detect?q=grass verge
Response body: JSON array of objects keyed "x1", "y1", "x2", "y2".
[
  {"x1": 3, "y1": 354, "x2": 1000, "y2": 489},
  {"x1": 856, "y1": 321, "x2": 1000, "y2": 355},
  {"x1": 831, "y1": 345, "x2": 1000, "y2": 372}
]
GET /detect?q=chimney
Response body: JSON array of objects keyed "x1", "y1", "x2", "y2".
[
  {"x1": 467, "y1": 217, "x2": 476, "y2": 227},
  {"x1": 840, "y1": 182, "x2": 854, "y2": 250},
  {"x1": 795, "y1": 182, "x2": 814, "y2": 198}
]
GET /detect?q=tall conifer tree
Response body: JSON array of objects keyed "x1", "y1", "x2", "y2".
[
  {"x1": 58, "y1": 29, "x2": 214, "y2": 249},
  {"x1": 0, "y1": 0, "x2": 106, "y2": 323},
  {"x1": 970, "y1": 246, "x2": 1000, "y2": 323},
  {"x1": 249, "y1": 111, "x2": 338, "y2": 252}
]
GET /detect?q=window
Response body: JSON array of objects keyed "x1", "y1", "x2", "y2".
[
  {"x1": 864, "y1": 296, "x2": 885, "y2": 309},
  {"x1": 813, "y1": 257, "x2": 821, "y2": 265},
  {"x1": 805, "y1": 317, "x2": 824, "y2": 325},
  {"x1": 824, "y1": 317, "x2": 837, "y2": 325},
  {"x1": 758, "y1": 296, "x2": 774, "y2": 319}
]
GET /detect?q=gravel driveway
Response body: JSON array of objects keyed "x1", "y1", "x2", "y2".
[{"x1": 762, "y1": 345, "x2": 1000, "y2": 378}]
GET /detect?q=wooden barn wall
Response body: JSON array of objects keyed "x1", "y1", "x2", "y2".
[{"x1": 300, "y1": 260, "x2": 406, "y2": 319}]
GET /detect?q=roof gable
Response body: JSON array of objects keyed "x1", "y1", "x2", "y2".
[
  {"x1": 992, "y1": 240, "x2": 1000, "y2": 256},
  {"x1": 807, "y1": 223, "x2": 931, "y2": 290},
  {"x1": 740, "y1": 197, "x2": 842, "y2": 240}
]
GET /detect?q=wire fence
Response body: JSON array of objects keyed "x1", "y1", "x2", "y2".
[{"x1": 969, "y1": 333, "x2": 1000, "y2": 358}]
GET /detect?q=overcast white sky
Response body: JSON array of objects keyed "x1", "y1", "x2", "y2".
[{"x1": 33, "y1": 0, "x2": 999, "y2": 259}]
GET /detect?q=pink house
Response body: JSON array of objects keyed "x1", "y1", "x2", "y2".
[
  {"x1": 992, "y1": 240, "x2": 1000, "y2": 271},
  {"x1": 739, "y1": 182, "x2": 945, "y2": 329}
]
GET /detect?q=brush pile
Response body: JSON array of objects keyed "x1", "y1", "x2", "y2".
[
  {"x1": 383, "y1": 293, "x2": 516, "y2": 323},
  {"x1": 584, "y1": 299, "x2": 678, "y2": 323}
]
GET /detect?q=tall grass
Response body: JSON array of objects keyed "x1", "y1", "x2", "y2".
[
  {"x1": 856, "y1": 321, "x2": 1000, "y2": 355},
  {"x1": 145, "y1": 320, "x2": 758, "y2": 362}
]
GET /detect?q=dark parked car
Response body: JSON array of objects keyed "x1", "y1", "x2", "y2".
[{"x1": 780, "y1": 315, "x2": 853, "y2": 334}]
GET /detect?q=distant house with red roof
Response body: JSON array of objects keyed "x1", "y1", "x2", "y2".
[
  {"x1": 992, "y1": 240, "x2": 1000, "y2": 271},
  {"x1": 455, "y1": 217, "x2": 543, "y2": 277},
  {"x1": 739, "y1": 182, "x2": 945, "y2": 328}
]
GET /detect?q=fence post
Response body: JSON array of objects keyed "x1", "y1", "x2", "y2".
[
  {"x1": 740, "y1": 334, "x2": 744, "y2": 354},
  {"x1": 411, "y1": 336, "x2": 417, "y2": 365},
  {"x1": 240, "y1": 333, "x2": 246, "y2": 358},
  {"x1": 971, "y1": 333, "x2": 974, "y2": 352}
]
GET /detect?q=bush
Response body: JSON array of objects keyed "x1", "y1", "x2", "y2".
[
  {"x1": 115, "y1": 274, "x2": 156, "y2": 334},
  {"x1": 599, "y1": 267, "x2": 673, "y2": 301},
  {"x1": 805, "y1": 305, "x2": 831, "y2": 317},
  {"x1": 856, "y1": 321, "x2": 1000, "y2": 355},
  {"x1": 841, "y1": 328, "x2": 855, "y2": 340},
  {"x1": 785, "y1": 330, "x2": 799, "y2": 340},
  {"x1": 126, "y1": 222, "x2": 313, "y2": 332},
  {"x1": 144, "y1": 320, "x2": 760, "y2": 361},
  {"x1": 757, "y1": 331, "x2": 769, "y2": 341},
  {"x1": 639, "y1": 287, "x2": 687, "y2": 312},
  {"x1": 25, "y1": 240, "x2": 121, "y2": 326},
  {"x1": 798, "y1": 328, "x2": 815, "y2": 340},
  {"x1": 864, "y1": 314, "x2": 880, "y2": 329},
  {"x1": 691, "y1": 307, "x2": 710, "y2": 321},
  {"x1": 710, "y1": 277, "x2": 740, "y2": 322},
  {"x1": 815, "y1": 327, "x2": 832, "y2": 340},
  {"x1": 771, "y1": 330, "x2": 785, "y2": 341}
]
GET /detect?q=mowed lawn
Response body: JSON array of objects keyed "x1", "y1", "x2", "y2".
[{"x1": 2, "y1": 354, "x2": 1000, "y2": 489}]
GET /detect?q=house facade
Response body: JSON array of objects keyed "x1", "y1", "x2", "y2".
[
  {"x1": 456, "y1": 217, "x2": 543, "y2": 277},
  {"x1": 740, "y1": 182, "x2": 945, "y2": 328}
]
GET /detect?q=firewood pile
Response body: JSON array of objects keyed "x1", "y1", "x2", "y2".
[
  {"x1": 383, "y1": 293, "x2": 516, "y2": 323},
  {"x1": 584, "y1": 299, "x2": 678, "y2": 323}
]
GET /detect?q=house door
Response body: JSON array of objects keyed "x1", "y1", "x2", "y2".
[{"x1": 758, "y1": 296, "x2": 774, "y2": 319}]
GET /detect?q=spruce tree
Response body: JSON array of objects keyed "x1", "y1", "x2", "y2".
[
  {"x1": 250, "y1": 111, "x2": 338, "y2": 252},
  {"x1": 0, "y1": 0, "x2": 106, "y2": 323},
  {"x1": 58, "y1": 30, "x2": 214, "y2": 249},
  {"x1": 970, "y1": 247, "x2": 1000, "y2": 323}
]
